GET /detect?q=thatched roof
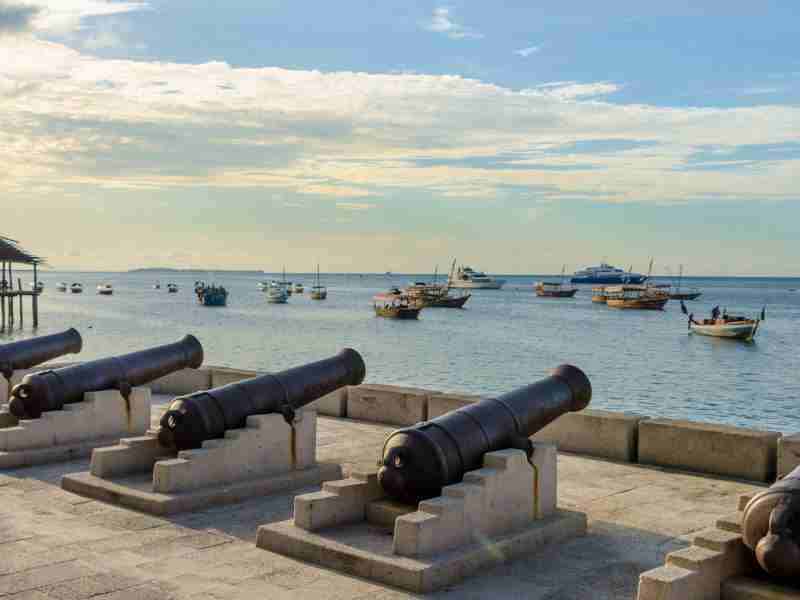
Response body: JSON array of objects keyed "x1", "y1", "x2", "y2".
[{"x1": 0, "y1": 236, "x2": 44, "y2": 265}]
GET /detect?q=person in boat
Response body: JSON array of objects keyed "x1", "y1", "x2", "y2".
[
  {"x1": 711, "y1": 305, "x2": 720, "y2": 320},
  {"x1": 722, "y1": 308, "x2": 728, "y2": 319}
]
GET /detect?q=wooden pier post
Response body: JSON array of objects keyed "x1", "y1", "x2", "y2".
[
  {"x1": 32, "y1": 261, "x2": 39, "y2": 328},
  {"x1": 17, "y1": 278, "x2": 23, "y2": 328}
]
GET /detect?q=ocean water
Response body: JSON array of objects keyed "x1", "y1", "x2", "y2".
[{"x1": 2, "y1": 271, "x2": 798, "y2": 432}]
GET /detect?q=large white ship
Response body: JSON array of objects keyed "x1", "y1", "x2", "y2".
[
  {"x1": 448, "y1": 265, "x2": 505, "y2": 289},
  {"x1": 571, "y1": 262, "x2": 645, "y2": 285}
]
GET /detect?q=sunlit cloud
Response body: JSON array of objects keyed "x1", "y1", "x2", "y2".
[
  {"x1": 423, "y1": 7, "x2": 484, "y2": 40},
  {"x1": 514, "y1": 45, "x2": 540, "y2": 58}
]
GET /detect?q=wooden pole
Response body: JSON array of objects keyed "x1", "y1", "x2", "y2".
[
  {"x1": 32, "y1": 262, "x2": 39, "y2": 328},
  {"x1": 1, "y1": 261, "x2": 5, "y2": 332},
  {"x1": 7, "y1": 263, "x2": 13, "y2": 328},
  {"x1": 17, "y1": 278, "x2": 23, "y2": 328}
]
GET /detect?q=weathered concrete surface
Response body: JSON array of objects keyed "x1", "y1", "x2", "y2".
[
  {"x1": 0, "y1": 399, "x2": 764, "y2": 600},
  {"x1": 777, "y1": 433, "x2": 800, "y2": 479},
  {"x1": 639, "y1": 418, "x2": 780, "y2": 482},
  {"x1": 210, "y1": 367, "x2": 259, "y2": 389},
  {"x1": 348, "y1": 384, "x2": 433, "y2": 426},
  {"x1": 307, "y1": 386, "x2": 348, "y2": 417},
  {"x1": 532, "y1": 409, "x2": 645, "y2": 463},
  {"x1": 426, "y1": 393, "x2": 482, "y2": 419},
  {"x1": 149, "y1": 367, "x2": 211, "y2": 395}
]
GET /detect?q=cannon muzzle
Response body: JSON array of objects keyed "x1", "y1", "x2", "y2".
[
  {"x1": 9, "y1": 335, "x2": 203, "y2": 419},
  {"x1": 158, "y1": 348, "x2": 366, "y2": 450},
  {"x1": 378, "y1": 365, "x2": 591, "y2": 504},
  {"x1": 743, "y1": 466, "x2": 800, "y2": 579},
  {"x1": 0, "y1": 329, "x2": 83, "y2": 379}
]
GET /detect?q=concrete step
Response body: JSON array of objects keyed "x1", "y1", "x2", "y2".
[{"x1": 366, "y1": 499, "x2": 415, "y2": 529}]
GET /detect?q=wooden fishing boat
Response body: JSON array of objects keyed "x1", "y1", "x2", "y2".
[
  {"x1": 294, "y1": 282, "x2": 304, "y2": 294},
  {"x1": 310, "y1": 264, "x2": 327, "y2": 300},
  {"x1": 535, "y1": 265, "x2": 578, "y2": 298},
  {"x1": 669, "y1": 265, "x2": 702, "y2": 300},
  {"x1": 605, "y1": 285, "x2": 669, "y2": 310},
  {"x1": 406, "y1": 264, "x2": 471, "y2": 308},
  {"x1": 591, "y1": 286, "x2": 607, "y2": 303},
  {"x1": 265, "y1": 282, "x2": 289, "y2": 304},
  {"x1": 688, "y1": 317, "x2": 760, "y2": 341},
  {"x1": 374, "y1": 289, "x2": 422, "y2": 319},
  {"x1": 195, "y1": 282, "x2": 228, "y2": 306}
]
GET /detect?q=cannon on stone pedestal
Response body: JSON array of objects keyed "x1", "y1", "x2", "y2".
[
  {"x1": 9, "y1": 335, "x2": 203, "y2": 419},
  {"x1": 377, "y1": 365, "x2": 592, "y2": 504},
  {"x1": 157, "y1": 348, "x2": 366, "y2": 451},
  {"x1": 0, "y1": 328, "x2": 83, "y2": 381},
  {"x1": 743, "y1": 465, "x2": 800, "y2": 579}
]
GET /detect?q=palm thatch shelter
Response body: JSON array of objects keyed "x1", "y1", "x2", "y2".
[{"x1": 1, "y1": 235, "x2": 44, "y2": 330}]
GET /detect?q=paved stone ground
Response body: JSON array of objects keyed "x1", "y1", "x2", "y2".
[{"x1": 0, "y1": 398, "x2": 763, "y2": 599}]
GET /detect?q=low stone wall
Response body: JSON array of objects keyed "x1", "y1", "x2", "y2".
[
  {"x1": 427, "y1": 393, "x2": 483, "y2": 419},
  {"x1": 638, "y1": 418, "x2": 779, "y2": 483},
  {"x1": 347, "y1": 384, "x2": 434, "y2": 426}
]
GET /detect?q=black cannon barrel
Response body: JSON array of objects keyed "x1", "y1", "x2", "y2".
[
  {"x1": 9, "y1": 335, "x2": 203, "y2": 419},
  {"x1": 157, "y1": 348, "x2": 366, "y2": 451},
  {"x1": 378, "y1": 365, "x2": 591, "y2": 504},
  {"x1": 0, "y1": 329, "x2": 83, "y2": 379},
  {"x1": 742, "y1": 466, "x2": 800, "y2": 578}
]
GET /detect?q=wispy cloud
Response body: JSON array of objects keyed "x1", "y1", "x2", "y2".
[
  {"x1": 738, "y1": 86, "x2": 782, "y2": 96},
  {"x1": 0, "y1": 2, "x2": 40, "y2": 35},
  {"x1": 423, "y1": 7, "x2": 483, "y2": 40},
  {"x1": 513, "y1": 45, "x2": 540, "y2": 58},
  {"x1": 20, "y1": 0, "x2": 149, "y2": 35},
  {"x1": 524, "y1": 80, "x2": 622, "y2": 99}
]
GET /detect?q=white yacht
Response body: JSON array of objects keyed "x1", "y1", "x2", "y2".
[
  {"x1": 97, "y1": 283, "x2": 113, "y2": 295},
  {"x1": 448, "y1": 265, "x2": 506, "y2": 289},
  {"x1": 28, "y1": 281, "x2": 44, "y2": 292},
  {"x1": 56, "y1": 282, "x2": 68, "y2": 292}
]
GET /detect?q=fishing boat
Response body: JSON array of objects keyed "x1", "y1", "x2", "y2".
[
  {"x1": 293, "y1": 282, "x2": 304, "y2": 294},
  {"x1": 153, "y1": 282, "x2": 161, "y2": 290},
  {"x1": 571, "y1": 262, "x2": 646, "y2": 284},
  {"x1": 683, "y1": 303, "x2": 764, "y2": 341},
  {"x1": 265, "y1": 282, "x2": 289, "y2": 304},
  {"x1": 535, "y1": 266, "x2": 578, "y2": 298},
  {"x1": 591, "y1": 286, "x2": 608, "y2": 303},
  {"x1": 167, "y1": 283, "x2": 179, "y2": 293},
  {"x1": 70, "y1": 283, "x2": 83, "y2": 294},
  {"x1": 449, "y1": 264, "x2": 505, "y2": 289},
  {"x1": 406, "y1": 262, "x2": 471, "y2": 308},
  {"x1": 374, "y1": 289, "x2": 422, "y2": 319},
  {"x1": 195, "y1": 282, "x2": 228, "y2": 306},
  {"x1": 605, "y1": 285, "x2": 669, "y2": 310},
  {"x1": 310, "y1": 264, "x2": 327, "y2": 300},
  {"x1": 97, "y1": 284, "x2": 113, "y2": 295},
  {"x1": 56, "y1": 282, "x2": 68, "y2": 292},
  {"x1": 669, "y1": 265, "x2": 702, "y2": 300}
]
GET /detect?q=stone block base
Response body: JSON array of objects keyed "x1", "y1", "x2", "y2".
[
  {"x1": 0, "y1": 387, "x2": 150, "y2": 469},
  {"x1": 258, "y1": 510, "x2": 586, "y2": 594},
  {"x1": 62, "y1": 409, "x2": 342, "y2": 514}
]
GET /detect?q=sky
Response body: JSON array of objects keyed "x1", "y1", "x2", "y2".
[{"x1": 0, "y1": 1, "x2": 798, "y2": 275}]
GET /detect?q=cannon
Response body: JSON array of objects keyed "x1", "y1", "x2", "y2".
[
  {"x1": 742, "y1": 466, "x2": 800, "y2": 578},
  {"x1": 0, "y1": 329, "x2": 83, "y2": 380},
  {"x1": 378, "y1": 365, "x2": 591, "y2": 504},
  {"x1": 157, "y1": 348, "x2": 366, "y2": 451},
  {"x1": 8, "y1": 335, "x2": 203, "y2": 419}
]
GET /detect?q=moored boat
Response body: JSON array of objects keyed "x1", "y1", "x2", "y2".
[
  {"x1": 688, "y1": 318, "x2": 760, "y2": 341},
  {"x1": 406, "y1": 263, "x2": 471, "y2": 308},
  {"x1": 154, "y1": 282, "x2": 161, "y2": 290},
  {"x1": 167, "y1": 283, "x2": 179, "y2": 293},
  {"x1": 605, "y1": 285, "x2": 669, "y2": 310},
  {"x1": 56, "y1": 282, "x2": 68, "y2": 292},
  {"x1": 195, "y1": 282, "x2": 228, "y2": 306},
  {"x1": 70, "y1": 283, "x2": 83, "y2": 294},
  {"x1": 535, "y1": 266, "x2": 578, "y2": 298},
  {"x1": 97, "y1": 284, "x2": 113, "y2": 295},
  {"x1": 28, "y1": 281, "x2": 44, "y2": 292},
  {"x1": 265, "y1": 282, "x2": 289, "y2": 304},
  {"x1": 571, "y1": 262, "x2": 646, "y2": 285},
  {"x1": 294, "y1": 282, "x2": 304, "y2": 294},
  {"x1": 448, "y1": 264, "x2": 505, "y2": 289},
  {"x1": 668, "y1": 265, "x2": 702, "y2": 301},
  {"x1": 310, "y1": 264, "x2": 327, "y2": 300},
  {"x1": 374, "y1": 289, "x2": 422, "y2": 319},
  {"x1": 591, "y1": 286, "x2": 608, "y2": 303}
]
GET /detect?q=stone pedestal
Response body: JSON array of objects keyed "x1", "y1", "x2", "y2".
[
  {"x1": 62, "y1": 409, "x2": 341, "y2": 515},
  {"x1": 0, "y1": 387, "x2": 151, "y2": 469},
  {"x1": 257, "y1": 443, "x2": 586, "y2": 593}
]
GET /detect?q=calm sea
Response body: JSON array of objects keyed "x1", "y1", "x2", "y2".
[{"x1": 2, "y1": 271, "x2": 798, "y2": 432}]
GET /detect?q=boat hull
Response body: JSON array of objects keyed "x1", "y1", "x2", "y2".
[
  {"x1": 448, "y1": 280, "x2": 505, "y2": 289},
  {"x1": 97, "y1": 290, "x2": 113, "y2": 296},
  {"x1": 536, "y1": 289, "x2": 578, "y2": 298},
  {"x1": 571, "y1": 275, "x2": 646, "y2": 284},
  {"x1": 426, "y1": 294, "x2": 470, "y2": 308},
  {"x1": 606, "y1": 297, "x2": 668, "y2": 310},
  {"x1": 375, "y1": 306, "x2": 421, "y2": 319},
  {"x1": 670, "y1": 292, "x2": 702, "y2": 300},
  {"x1": 198, "y1": 294, "x2": 227, "y2": 307},
  {"x1": 690, "y1": 321, "x2": 759, "y2": 340}
]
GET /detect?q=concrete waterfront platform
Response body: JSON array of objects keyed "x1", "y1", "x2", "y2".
[{"x1": 0, "y1": 411, "x2": 765, "y2": 599}]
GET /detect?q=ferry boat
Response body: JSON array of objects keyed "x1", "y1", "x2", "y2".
[
  {"x1": 535, "y1": 266, "x2": 578, "y2": 298},
  {"x1": 374, "y1": 289, "x2": 422, "y2": 319},
  {"x1": 571, "y1": 262, "x2": 646, "y2": 285},
  {"x1": 167, "y1": 283, "x2": 179, "y2": 293},
  {"x1": 70, "y1": 283, "x2": 83, "y2": 294},
  {"x1": 56, "y1": 282, "x2": 68, "y2": 292},
  {"x1": 195, "y1": 282, "x2": 228, "y2": 306},
  {"x1": 591, "y1": 286, "x2": 608, "y2": 303},
  {"x1": 265, "y1": 282, "x2": 289, "y2": 304},
  {"x1": 448, "y1": 264, "x2": 505, "y2": 289},
  {"x1": 605, "y1": 284, "x2": 669, "y2": 310},
  {"x1": 310, "y1": 264, "x2": 327, "y2": 300},
  {"x1": 97, "y1": 284, "x2": 113, "y2": 296}
]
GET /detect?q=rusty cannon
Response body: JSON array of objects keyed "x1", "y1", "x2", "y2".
[
  {"x1": 0, "y1": 328, "x2": 83, "y2": 381},
  {"x1": 742, "y1": 466, "x2": 800, "y2": 579},
  {"x1": 377, "y1": 365, "x2": 591, "y2": 504},
  {"x1": 157, "y1": 348, "x2": 366, "y2": 451},
  {"x1": 8, "y1": 335, "x2": 203, "y2": 419}
]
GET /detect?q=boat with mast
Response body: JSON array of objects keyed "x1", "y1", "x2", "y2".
[
  {"x1": 669, "y1": 265, "x2": 702, "y2": 300},
  {"x1": 448, "y1": 264, "x2": 505, "y2": 289},
  {"x1": 406, "y1": 262, "x2": 471, "y2": 308},
  {"x1": 535, "y1": 266, "x2": 578, "y2": 298},
  {"x1": 373, "y1": 288, "x2": 422, "y2": 319},
  {"x1": 310, "y1": 264, "x2": 327, "y2": 300},
  {"x1": 605, "y1": 259, "x2": 669, "y2": 309},
  {"x1": 684, "y1": 303, "x2": 763, "y2": 341},
  {"x1": 265, "y1": 281, "x2": 289, "y2": 304}
]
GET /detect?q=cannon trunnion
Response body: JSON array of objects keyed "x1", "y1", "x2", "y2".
[
  {"x1": 743, "y1": 465, "x2": 800, "y2": 579},
  {"x1": 378, "y1": 365, "x2": 591, "y2": 504},
  {"x1": 9, "y1": 335, "x2": 203, "y2": 419},
  {"x1": 157, "y1": 348, "x2": 366, "y2": 451},
  {"x1": 0, "y1": 328, "x2": 83, "y2": 379}
]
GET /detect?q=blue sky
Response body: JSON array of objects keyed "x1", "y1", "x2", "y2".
[{"x1": 1, "y1": 1, "x2": 798, "y2": 273}]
